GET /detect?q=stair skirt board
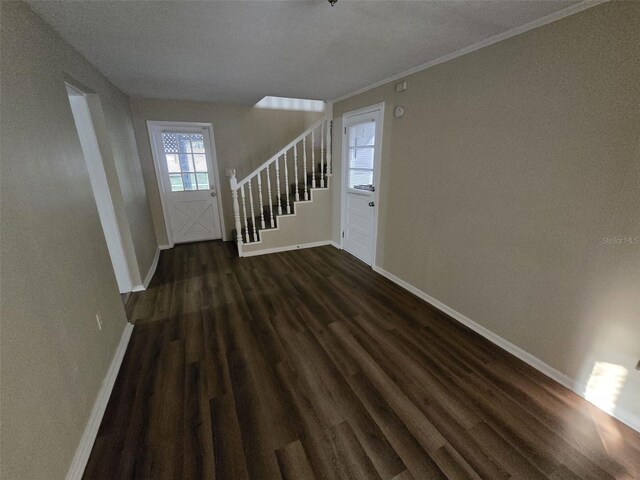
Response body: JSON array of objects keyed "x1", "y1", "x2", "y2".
[{"x1": 242, "y1": 240, "x2": 340, "y2": 257}]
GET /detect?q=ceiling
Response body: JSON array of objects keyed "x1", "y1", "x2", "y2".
[{"x1": 28, "y1": 0, "x2": 581, "y2": 105}]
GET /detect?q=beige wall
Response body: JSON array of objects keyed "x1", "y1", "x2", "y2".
[
  {"x1": 0, "y1": 2, "x2": 156, "y2": 478},
  {"x1": 333, "y1": 1, "x2": 640, "y2": 426},
  {"x1": 129, "y1": 97, "x2": 325, "y2": 244},
  {"x1": 243, "y1": 183, "x2": 334, "y2": 255},
  {"x1": 101, "y1": 94, "x2": 158, "y2": 283}
]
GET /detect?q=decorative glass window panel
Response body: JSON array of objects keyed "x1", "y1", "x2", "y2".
[
  {"x1": 162, "y1": 133, "x2": 179, "y2": 153},
  {"x1": 191, "y1": 135, "x2": 205, "y2": 153},
  {"x1": 182, "y1": 173, "x2": 197, "y2": 191},
  {"x1": 161, "y1": 132, "x2": 211, "y2": 191},
  {"x1": 177, "y1": 134, "x2": 192, "y2": 153},
  {"x1": 179, "y1": 153, "x2": 194, "y2": 172},
  {"x1": 166, "y1": 154, "x2": 180, "y2": 173},
  {"x1": 193, "y1": 154, "x2": 207, "y2": 172},
  {"x1": 169, "y1": 174, "x2": 184, "y2": 191},
  {"x1": 196, "y1": 173, "x2": 209, "y2": 190},
  {"x1": 349, "y1": 122, "x2": 375, "y2": 147}
]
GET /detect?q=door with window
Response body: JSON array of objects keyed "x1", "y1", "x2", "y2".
[
  {"x1": 149, "y1": 124, "x2": 223, "y2": 245},
  {"x1": 342, "y1": 106, "x2": 383, "y2": 265}
]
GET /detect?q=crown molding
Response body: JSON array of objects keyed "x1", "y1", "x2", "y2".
[{"x1": 330, "y1": 0, "x2": 609, "y2": 104}]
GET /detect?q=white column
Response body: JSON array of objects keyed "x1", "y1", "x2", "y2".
[
  {"x1": 240, "y1": 183, "x2": 249, "y2": 243},
  {"x1": 284, "y1": 150, "x2": 291, "y2": 214},
  {"x1": 227, "y1": 169, "x2": 243, "y2": 254},
  {"x1": 293, "y1": 143, "x2": 300, "y2": 202},
  {"x1": 266, "y1": 164, "x2": 274, "y2": 227},
  {"x1": 320, "y1": 121, "x2": 325, "y2": 187},
  {"x1": 326, "y1": 120, "x2": 332, "y2": 176},
  {"x1": 257, "y1": 172, "x2": 265, "y2": 229},
  {"x1": 311, "y1": 130, "x2": 316, "y2": 188},
  {"x1": 303, "y1": 136, "x2": 309, "y2": 200},
  {"x1": 248, "y1": 177, "x2": 257, "y2": 241},
  {"x1": 275, "y1": 156, "x2": 282, "y2": 216}
]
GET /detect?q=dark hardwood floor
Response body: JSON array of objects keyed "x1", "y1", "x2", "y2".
[{"x1": 84, "y1": 241, "x2": 640, "y2": 479}]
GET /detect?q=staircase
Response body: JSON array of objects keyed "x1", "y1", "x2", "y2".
[{"x1": 227, "y1": 117, "x2": 332, "y2": 257}]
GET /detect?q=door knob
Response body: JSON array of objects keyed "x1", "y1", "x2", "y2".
[
  {"x1": 368, "y1": 201, "x2": 375, "y2": 207},
  {"x1": 210, "y1": 192, "x2": 217, "y2": 197}
]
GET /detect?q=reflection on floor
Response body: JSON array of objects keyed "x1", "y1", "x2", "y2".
[{"x1": 85, "y1": 241, "x2": 640, "y2": 479}]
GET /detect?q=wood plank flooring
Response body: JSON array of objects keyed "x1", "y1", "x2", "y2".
[{"x1": 84, "y1": 241, "x2": 640, "y2": 479}]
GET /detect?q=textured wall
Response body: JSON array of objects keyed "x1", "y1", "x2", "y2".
[
  {"x1": 0, "y1": 2, "x2": 155, "y2": 478},
  {"x1": 129, "y1": 97, "x2": 324, "y2": 243},
  {"x1": 333, "y1": 1, "x2": 640, "y2": 427},
  {"x1": 242, "y1": 185, "x2": 333, "y2": 255}
]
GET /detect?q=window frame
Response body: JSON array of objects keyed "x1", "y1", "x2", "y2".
[
  {"x1": 160, "y1": 132, "x2": 211, "y2": 192},
  {"x1": 346, "y1": 121, "x2": 378, "y2": 191}
]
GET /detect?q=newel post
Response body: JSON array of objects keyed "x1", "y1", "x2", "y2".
[{"x1": 226, "y1": 169, "x2": 243, "y2": 256}]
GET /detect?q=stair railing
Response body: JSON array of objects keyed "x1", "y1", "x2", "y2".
[{"x1": 226, "y1": 117, "x2": 332, "y2": 255}]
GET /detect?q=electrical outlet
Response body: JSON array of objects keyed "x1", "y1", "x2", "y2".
[{"x1": 95, "y1": 312, "x2": 102, "y2": 330}]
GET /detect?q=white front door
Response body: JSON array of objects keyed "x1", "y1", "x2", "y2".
[
  {"x1": 150, "y1": 124, "x2": 223, "y2": 244},
  {"x1": 342, "y1": 106, "x2": 383, "y2": 265}
]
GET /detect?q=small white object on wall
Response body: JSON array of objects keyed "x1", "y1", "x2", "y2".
[
  {"x1": 394, "y1": 106, "x2": 405, "y2": 118},
  {"x1": 395, "y1": 81, "x2": 407, "y2": 92}
]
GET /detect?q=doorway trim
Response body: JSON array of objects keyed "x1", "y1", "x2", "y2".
[
  {"x1": 66, "y1": 81, "x2": 134, "y2": 293},
  {"x1": 340, "y1": 102, "x2": 385, "y2": 266},
  {"x1": 147, "y1": 121, "x2": 227, "y2": 247}
]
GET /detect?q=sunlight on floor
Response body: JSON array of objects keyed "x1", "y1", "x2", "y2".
[{"x1": 585, "y1": 361, "x2": 628, "y2": 415}]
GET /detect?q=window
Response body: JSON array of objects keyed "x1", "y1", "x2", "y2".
[
  {"x1": 348, "y1": 121, "x2": 376, "y2": 190},
  {"x1": 161, "y1": 132, "x2": 209, "y2": 192},
  {"x1": 254, "y1": 96, "x2": 325, "y2": 112}
]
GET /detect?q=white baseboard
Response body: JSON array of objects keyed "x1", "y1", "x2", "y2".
[
  {"x1": 66, "y1": 322, "x2": 134, "y2": 480},
  {"x1": 242, "y1": 240, "x2": 335, "y2": 257},
  {"x1": 131, "y1": 245, "x2": 168, "y2": 292},
  {"x1": 142, "y1": 247, "x2": 162, "y2": 288},
  {"x1": 615, "y1": 403, "x2": 640, "y2": 434},
  {"x1": 371, "y1": 264, "x2": 639, "y2": 433}
]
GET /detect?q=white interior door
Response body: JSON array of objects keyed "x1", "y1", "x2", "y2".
[
  {"x1": 342, "y1": 106, "x2": 383, "y2": 265},
  {"x1": 150, "y1": 125, "x2": 223, "y2": 245}
]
